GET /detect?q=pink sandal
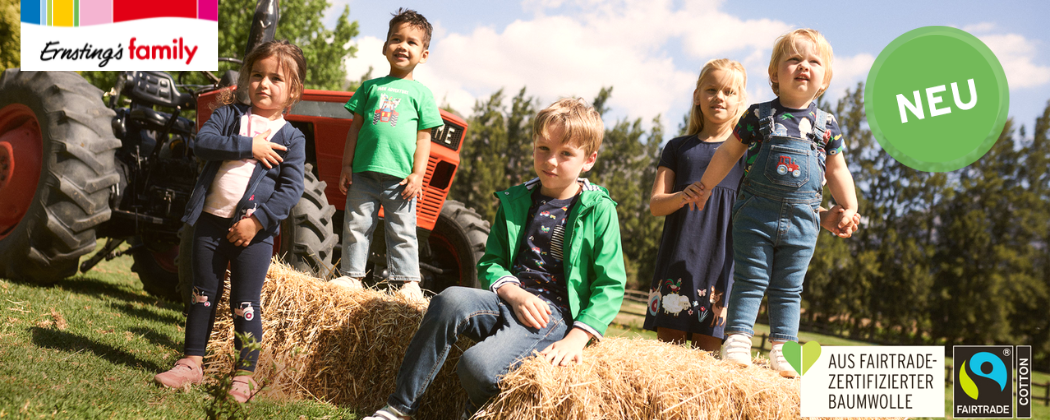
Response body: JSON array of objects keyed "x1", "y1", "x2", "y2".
[{"x1": 228, "y1": 375, "x2": 259, "y2": 403}]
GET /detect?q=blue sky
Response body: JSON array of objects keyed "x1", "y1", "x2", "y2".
[{"x1": 325, "y1": 0, "x2": 1050, "y2": 138}]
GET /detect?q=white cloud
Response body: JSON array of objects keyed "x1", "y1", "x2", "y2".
[
  {"x1": 961, "y1": 22, "x2": 997, "y2": 34},
  {"x1": 978, "y1": 33, "x2": 1050, "y2": 89},
  {"x1": 338, "y1": 0, "x2": 923, "y2": 128}
]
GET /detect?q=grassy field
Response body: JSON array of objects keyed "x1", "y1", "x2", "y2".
[
  {"x1": 2, "y1": 247, "x2": 1047, "y2": 418},
  {"x1": 0, "y1": 247, "x2": 357, "y2": 419}
]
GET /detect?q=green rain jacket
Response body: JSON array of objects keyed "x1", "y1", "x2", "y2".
[{"x1": 478, "y1": 178, "x2": 627, "y2": 338}]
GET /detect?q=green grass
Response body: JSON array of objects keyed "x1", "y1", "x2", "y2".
[
  {"x1": 0, "y1": 245, "x2": 357, "y2": 419},
  {"x1": 4, "y1": 247, "x2": 1048, "y2": 419},
  {"x1": 614, "y1": 298, "x2": 1050, "y2": 419}
]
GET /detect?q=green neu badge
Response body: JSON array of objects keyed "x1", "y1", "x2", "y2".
[{"x1": 865, "y1": 26, "x2": 1009, "y2": 172}]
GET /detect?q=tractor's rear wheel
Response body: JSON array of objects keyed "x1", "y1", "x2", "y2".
[
  {"x1": 421, "y1": 200, "x2": 489, "y2": 292},
  {"x1": 0, "y1": 70, "x2": 120, "y2": 284}
]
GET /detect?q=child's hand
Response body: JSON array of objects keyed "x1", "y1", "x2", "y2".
[
  {"x1": 338, "y1": 165, "x2": 353, "y2": 195},
  {"x1": 685, "y1": 182, "x2": 713, "y2": 211},
  {"x1": 498, "y1": 283, "x2": 551, "y2": 329},
  {"x1": 399, "y1": 173, "x2": 424, "y2": 200},
  {"x1": 227, "y1": 216, "x2": 263, "y2": 247},
  {"x1": 251, "y1": 130, "x2": 286, "y2": 169},
  {"x1": 679, "y1": 182, "x2": 705, "y2": 211},
  {"x1": 819, "y1": 205, "x2": 861, "y2": 238},
  {"x1": 539, "y1": 328, "x2": 591, "y2": 366}
]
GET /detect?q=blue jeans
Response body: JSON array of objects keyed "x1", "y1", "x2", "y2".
[
  {"x1": 387, "y1": 287, "x2": 571, "y2": 415},
  {"x1": 725, "y1": 191, "x2": 820, "y2": 342},
  {"x1": 724, "y1": 101, "x2": 825, "y2": 343},
  {"x1": 341, "y1": 171, "x2": 420, "y2": 281}
]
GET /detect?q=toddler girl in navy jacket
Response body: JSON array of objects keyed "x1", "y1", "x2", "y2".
[{"x1": 154, "y1": 40, "x2": 308, "y2": 403}]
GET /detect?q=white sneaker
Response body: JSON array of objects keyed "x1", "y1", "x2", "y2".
[
  {"x1": 721, "y1": 334, "x2": 753, "y2": 366},
  {"x1": 363, "y1": 406, "x2": 410, "y2": 420},
  {"x1": 330, "y1": 276, "x2": 363, "y2": 290},
  {"x1": 397, "y1": 281, "x2": 425, "y2": 302},
  {"x1": 769, "y1": 342, "x2": 798, "y2": 378}
]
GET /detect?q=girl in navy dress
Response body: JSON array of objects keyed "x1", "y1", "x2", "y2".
[{"x1": 644, "y1": 59, "x2": 748, "y2": 351}]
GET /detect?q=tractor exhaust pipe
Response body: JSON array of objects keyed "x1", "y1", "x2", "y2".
[
  {"x1": 237, "y1": 0, "x2": 280, "y2": 104},
  {"x1": 245, "y1": 0, "x2": 280, "y2": 60}
]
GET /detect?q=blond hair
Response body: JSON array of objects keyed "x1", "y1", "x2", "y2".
[
  {"x1": 768, "y1": 28, "x2": 834, "y2": 97},
  {"x1": 533, "y1": 98, "x2": 604, "y2": 156},
  {"x1": 217, "y1": 40, "x2": 308, "y2": 111},
  {"x1": 686, "y1": 58, "x2": 748, "y2": 136}
]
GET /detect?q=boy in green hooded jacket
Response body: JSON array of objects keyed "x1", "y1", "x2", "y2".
[{"x1": 364, "y1": 98, "x2": 626, "y2": 420}]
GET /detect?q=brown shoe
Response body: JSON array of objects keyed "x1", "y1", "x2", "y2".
[
  {"x1": 228, "y1": 375, "x2": 259, "y2": 403},
  {"x1": 154, "y1": 358, "x2": 203, "y2": 388}
]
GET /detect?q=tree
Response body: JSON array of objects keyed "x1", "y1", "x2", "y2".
[{"x1": 0, "y1": 0, "x2": 18, "y2": 71}]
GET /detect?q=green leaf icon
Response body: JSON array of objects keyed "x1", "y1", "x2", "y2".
[
  {"x1": 783, "y1": 341, "x2": 803, "y2": 375},
  {"x1": 782, "y1": 341, "x2": 822, "y2": 376},
  {"x1": 960, "y1": 361, "x2": 979, "y2": 400}
]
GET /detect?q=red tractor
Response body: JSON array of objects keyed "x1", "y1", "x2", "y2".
[
  {"x1": 776, "y1": 155, "x2": 801, "y2": 177},
  {"x1": 0, "y1": 0, "x2": 488, "y2": 304}
]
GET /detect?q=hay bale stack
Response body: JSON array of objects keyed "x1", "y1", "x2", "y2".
[
  {"x1": 204, "y1": 262, "x2": 899, "y2": 420},
  {"x1": 477, "y1": 338, "x2": 903, "y2": 420},
  {"x1": 204, "y1": 261, "x2": 468, "y2": 418}
]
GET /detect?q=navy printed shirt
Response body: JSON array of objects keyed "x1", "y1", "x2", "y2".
[
  {"x1": 734, "y1": 98, "x2": 845, "y2": 175},
  {"x1": 512, "y1": 190, "x2": 578, "y2": 311}
]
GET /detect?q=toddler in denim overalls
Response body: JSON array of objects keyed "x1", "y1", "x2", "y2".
[{"x1": 691, "y1": 28, "x2": 859, "y2": 377}]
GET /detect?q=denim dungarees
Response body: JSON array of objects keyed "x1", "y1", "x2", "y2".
[{"x1": 724, "y1": 101, "x2": 829, "y2": 342}]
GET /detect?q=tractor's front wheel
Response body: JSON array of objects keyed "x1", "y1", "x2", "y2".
[
  {"x1": 420, "y1": 200, "x2": 489, "y2": 293},
  {"x1": 131, "y1": 236, "x2": 181, "y2": 301},
  {"x1": 0, "y1": 70, "x2": 120, "y2": 284}
]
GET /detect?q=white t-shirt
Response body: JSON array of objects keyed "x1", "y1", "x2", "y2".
[{"x1": 203, "y1": 113, "x2": 287, "y2": 218}]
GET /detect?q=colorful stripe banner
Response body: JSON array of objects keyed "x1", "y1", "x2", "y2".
[{"x1": 20, "y1": 0, "x2": 218, "y2": 26}]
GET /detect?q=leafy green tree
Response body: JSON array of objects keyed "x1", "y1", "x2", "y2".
[
  {"x1": 0, "y1": 0, "x2": 18, "y2": 71},
  {"x1": 588, "y1": 87, "x2": 664, "y2": 288},
  {"x1": 451, "y1": 89, "x2": 510, "y2": 221}
]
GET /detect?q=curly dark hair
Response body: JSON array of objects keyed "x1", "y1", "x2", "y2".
[{"x1": 387, "y1": 8, "x2": 433, "y2": 49}]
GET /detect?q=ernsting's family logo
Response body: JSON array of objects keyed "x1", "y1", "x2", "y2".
[{"x1": 19, "y1": 0, "x2": 217, "y2": 71}]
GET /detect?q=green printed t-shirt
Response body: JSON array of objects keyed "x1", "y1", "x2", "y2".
[{"x1": 345, "y1": 76, "x2": 443, "y2": 178}]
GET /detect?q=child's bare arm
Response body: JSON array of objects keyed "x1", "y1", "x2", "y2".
[
  {"x1": 338, "y1": 114, "x2": 364, "y2": 195},
  {"x1": 400, "y1": 129, "x2": 431, "y2": 200},
  {"x1": 824, "y1": 153, "x2": 858, "y2": 231},
  {"x1": 540, "y1": 328, "x2": 592, "y2": 366},
  {"x1": 693, "y1": 138, "x2": 748, "y2": 211},
  {"x1": 650, "y1": 167, "x2": 705, "y2": 216}
]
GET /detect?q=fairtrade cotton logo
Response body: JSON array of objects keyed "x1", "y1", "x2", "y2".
[
  {"x1": 19, "y1": 0, "x2": 217, "y2": 71},
  {"x1": 959, "y1": 352, "x2": 1007, "y2": 400}
]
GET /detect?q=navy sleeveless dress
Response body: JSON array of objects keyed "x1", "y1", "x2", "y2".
[{"x1": 643, "y1": 134, "x2": 745, "y2": 338}]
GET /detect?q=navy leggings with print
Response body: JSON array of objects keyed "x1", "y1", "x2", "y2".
[{"x1": 184, "y1": 212, "x2": 271, "y2": 372}]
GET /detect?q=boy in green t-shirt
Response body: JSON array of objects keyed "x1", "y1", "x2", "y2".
[{"x1": 335, "y1": 8, "x2": 443, "y2": 299}]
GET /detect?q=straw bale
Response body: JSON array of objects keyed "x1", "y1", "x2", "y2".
[
  {"x1": 203, "y1": 261, "x2": 904, "y2": 420},
  {"x1": 204, "y1": 260, "x2": 468, "y2": 419},
  {"x1": 477, "y1": 338, "x2": 906, "y2": 420}
]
